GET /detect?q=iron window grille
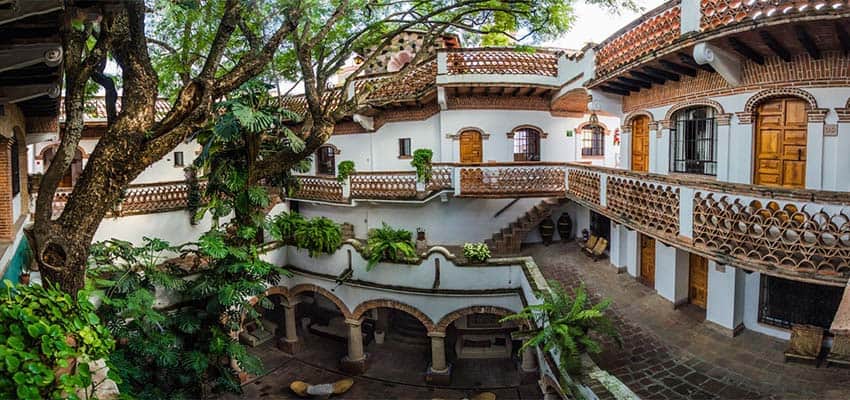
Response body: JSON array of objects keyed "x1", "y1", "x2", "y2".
[
  {"x1": 670, "y1": 107, "x2": 717, "y2": 175},
  {"x1": 10, "y1": 136, "x2": 19, "y2": 196},
  {"x1": 758, "y1": 275, "x2": 843, "y2": 330},
  {"x1": 581, "y1": 126, "x2": 604, "y2": 156},
  {"x1": 317, "y1": 146, "x2": 335, "y2": 175},
  {"x1": 512, "y1": 128, "x2": 540, "y2": 161},
  {"x1": 398, "y1": 138, "x2": 411, "y2": 157}
]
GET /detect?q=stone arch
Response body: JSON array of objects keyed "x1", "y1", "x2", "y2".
[
  {"x1": 506, "y1": 124, "x2": 549, "y2": 139},
  {"x1": 576, "y1": 120, "x2": 611, "y2": 134},
  {"x1": 744, "y1": 87, "x2": 817, "y2": 114},
  {"x1": 623, "y1": 110, "x2": 655, "y2": 127},
  {"x1": 317, "y1": 143, "x2": 341, "y2": 155},
  {"x1": 450, "y1": 126, "x2": 490, "y2": 140},
  {"x1": 288, "y1": 284, "x2": 353, "y2": 319},
  {"x1": 351, "y1": 299, "x2": 435, "y2": 332},
  {"x1": 434, "y1": 305, "x2": 520, "y2": 333},
  {"x1": 664, "y1": 99, "x2": 725, "y2": 121},
  {"x1": 36, "y1": 143, "x2": 88, "y2": 161}
]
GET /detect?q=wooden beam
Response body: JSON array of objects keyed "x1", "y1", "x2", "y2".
[
  {"x1": 606, "y1": 81, "x2": 640, "y2": 92},
  {"x1": 630, "y1": 70, "x2": 665, "y2": 84},
  {"x1": 598, "y1": 85, "x2": 629, "y2": 96},
  {"x1": 643, "y1": 66, "x2": 679, "y2": 82},
  {"x1": 759, "y1": 30, "x2": 791, "y2": 62},
  {"x1": 678, "y1": 52, "x2": 714, "y2": 72},
  {"x1": 659, "y1": 60, "x2": 697, "y2": 77},
  {"x1": 617, "y1": 76, "x2": 651, "y2": 89},
  {"x1": 794, "y1": 25, "x2": 821, "y2": 60},
  {"x1": 837, "y1": 22, "x2": 850, "y2": 56},
  {"x1": 728, "y1": 37, "x2": 764, "y2": 65}
]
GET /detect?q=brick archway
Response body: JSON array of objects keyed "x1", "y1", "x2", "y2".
[
  {"x1": 434, "y1": 305, "x2": 519, "y2": 333},
  {"x1": 744, "y1": 88, "x2": 817, "y2": 114},
  {"x1": 266, "y1": 284, "x2": 353, "y2": 318},
  {"x1": 664, "y1": 99, "x2": 725, "y2": 121},
  {"x1": 623, "y1": 110, "x2": 655, "y2": 129},
  {"x1": 351, "y1": 299, "x2": 435, "y2": 332}
]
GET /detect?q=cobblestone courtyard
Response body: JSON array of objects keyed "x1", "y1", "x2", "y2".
[{"x1": 527, "y1": 242, "x2": 850, "y2": 400}]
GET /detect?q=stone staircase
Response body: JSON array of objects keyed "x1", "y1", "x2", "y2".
[{"x1": 485, "y1": 198, "x2": 565, "y2": 255}]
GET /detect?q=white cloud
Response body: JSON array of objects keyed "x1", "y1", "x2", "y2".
[{"x1": 542, "y1": 0, "x2": 666, "y2": 49}]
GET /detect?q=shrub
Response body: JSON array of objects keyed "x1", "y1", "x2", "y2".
[
  {"x1": 365, "y1": 222, "x2": 416, "y2": 270},
  {"x1": 463, "y1": 242, "x2": 491, "y2": 263},
  {"x1": 293, "y1": 216, "x2": 342, "y2": 257},
  {"x1": 0, "y1": 280, "x2": 116, "y2": 400},
  {"x1": 269, "y1": 211, "x2": 307, "y2": 244},
  {"x1": 410, "y1": 149, "x2": 433, "y2": 183},
  {"x1": 336, "y1": 160, "x2": 355, "y2": 183}
]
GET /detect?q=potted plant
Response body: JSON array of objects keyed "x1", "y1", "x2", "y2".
[
  {"x1": 538, "y1": 216, "x2": 555, "y2": 245},
  {"x1": 463, "y1": 242, "x2": 491, "y2": 263},
  {"x1": 365, "y1": 222, "x2": 416, "y2": 270},
  {"x1": 411, "y1": 149, "x2": 433, "y2": 189},
  {"x1": 337, "y1": 160, "x2": 355, "y2": 183}
]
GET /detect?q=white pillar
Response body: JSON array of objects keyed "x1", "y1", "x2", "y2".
[
  {"x1": 648, "y1": 123, "x2": 661, "y2": 174},
  {"x1": 706, "y1": 262, "x2": 746, "y2": 336},
  {"x1": 805, "y1": 109, "x2": 828, "y2": 190},
  {"x1": 625, "y1": 228, "x2": 639, "y2": 277},
  {"x1": 521, "y1": 344, "x2": 538, "y2": 373},
  {"x1": 678, "y1": 186, "x2": 694, "y2": 240},
  {"x1": 429, "y1": 333, "x2": 448, "y2": 372},
  {"x1": 656, "y1": 123, "x2": 671, "y2": 175},
  {"x1": 346, "y1": 319, "x2": 365, "y2": 361},
  {"x1": 715, "y1": 115, "x2": 732, "y2": 182},
  {"x1": 653, "y1": 243, "x2": 690, "y2": 306},
  {"x1": 620, "y1": 128, "x2": 632, "y2": 171},
  {"x1": 609, "y1": 222, "x2": 622, "y2": 269},
  {"x1": 834, "y1": 113, "x2": 850, "y2": 191},
  {"x1": 728, "y1": 113, "x2": 754, "y2": 184},
  {"x1": 284, "y1": 303, "x2": 298, "y2": 342},
  {"x1": 680, "y1": 0, "x2": 701, "y2": 34}
]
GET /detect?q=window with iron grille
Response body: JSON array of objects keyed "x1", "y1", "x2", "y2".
[
  {"x1": 317, "y1": 146, "x2": 335, "y2": 175},
  {"x1": 398, "y1": 138, "x2": 411, "y2": 157},
  {"x1": 10, "y1": 136, "x2": 19, "y2": 196},
  {"x1": 512, "y1": 128, "x2": 540, "y2": 161},
  {"x1": 581, "y1": 126, "x2": 604, "y2": 156},
  {"x1": 758, "y1": 275, "x2": 843, "y2": 330},
  {"x1": 670, "y1": 107, "x2": 717, "y2": 175}
]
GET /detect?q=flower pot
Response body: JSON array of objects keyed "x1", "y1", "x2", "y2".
[
  {"x1": 539, "y1": 217, "x2": 555, "y2": 246},
  {"x1": 374, "y1": 330, "x2": 385, "y2": 344},
  {"x1": 557, "y1": 213, "x2": 573, "y2": 242},
  {"x1": 19, "y1": 272, "x2": 30, "y2": 285}
]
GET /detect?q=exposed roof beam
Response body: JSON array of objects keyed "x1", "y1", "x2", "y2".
[
  {"x1": 617, "y1": 76, "x2": 651, "y2": 89},
  {"x1": 630, "y1": 70, "x2": 665, "y2": 85},
  {"x1": 643, "y1": 66, "x2": 679, "y2": 82},
  {"x1": 598, "y1": 85, "x2": 629, "y2": 96},
  {"x1": 678, "y1": 52, "x2": 714, "y2": 72},
  {"x1": 0, "y1": 0, "x2": 61, "y2": 27},
  {"x1": 759, "y1": 30, "x2": 792, "y2": 62},
  {"x1": 606, "y1": 81, "x2": 640, "y2": 92},
  {"x1": 837, "y1": 22, "x2": 850, "y2": 56},
  {"x1": 0, "y1": 43, "x2": 61, "y2": 74},
  {"x1": 659, "y1": 60, "x2": 697, "y2": 77},
  {"x1": 728, "y1": 37, "x2": 764, "y2": 65},
  {"x1": 0, "y1": 83, "x2": 59, "y2": 104},
  {"x1": 794, "y1": 25, "x2": 821, "y2": 60}
]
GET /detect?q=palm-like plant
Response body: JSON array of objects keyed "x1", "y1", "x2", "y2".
[
  {"x1": 502, "y1": 281, "x2": 620, "y2": 376},
  {"x1": 365, "y1": 222, "x2": 416, "y2": 270}
]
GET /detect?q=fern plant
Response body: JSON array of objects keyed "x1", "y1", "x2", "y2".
[
  {"x1": 365, "y1": 223, "x2": 417, "y2": 270},
  {"x1": 502, "y1": 281, "x2": 620, "y2": 379},
  {"x1": 293, "y1": 216, "x2": 342, "y2": 257},
  {"x1": 269, "y1": 211, "x2": 307, "y2": 244}
]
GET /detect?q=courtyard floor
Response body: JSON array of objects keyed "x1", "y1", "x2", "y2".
[
  {"x1": 221, "y1": 333, "x2": 541, "y2": 399},
  {"x1": 526, "y1": 242, "x2": 850, "y2": 400}
]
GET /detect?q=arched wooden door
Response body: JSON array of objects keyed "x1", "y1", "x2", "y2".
[
  {"x1": 459, "y1": 130, "x2": 482, "y2": 163},
  {"x1": 754, "y1": 98, "x2": 807, "y2": 188},
  {"x1": 631, "y1": 115, "x2": 650, "y2": 172}
]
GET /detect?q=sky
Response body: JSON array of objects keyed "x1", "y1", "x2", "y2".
[{"x1": 544, "y1": 0, "x2": 665, "y2": 49}]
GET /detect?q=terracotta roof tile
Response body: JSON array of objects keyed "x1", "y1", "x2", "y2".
[{"x1": 59, "y1": 96, "x2": 172, "y2": 122}]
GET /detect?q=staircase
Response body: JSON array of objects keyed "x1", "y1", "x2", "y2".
[{"x1": 485, "y1": 198, "x2": 565, "y2": 255}]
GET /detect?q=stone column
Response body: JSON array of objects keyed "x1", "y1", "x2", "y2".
[
  {"x1": 729, "y1": 112, "x2": 755, "y2": 184},
  {"x1": 425, "y1": 332, "x2": 451, "y2": 385},
  {"x1": 340, "y1": 319, "x2": 368, "y2": 374},
  {"x1": 520, "y1": 342, "x2": 539, "y2": 384},
  {"x1": 277, "y1": 301, "x2": 301, "y2": 354}
]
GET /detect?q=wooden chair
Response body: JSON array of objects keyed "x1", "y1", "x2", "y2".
[
  {"x1": 826, "y1": 334, "x2": 850, "y2": 368},
  {"x1": 784, "y1": 324, "x2": 824, "y2": 365},
  {"x1": 588, "y1": 238, "x2": 609, "y2": 261},
  {"x1": 581, "y1": 235, "x2": 598, "y2": 254}
]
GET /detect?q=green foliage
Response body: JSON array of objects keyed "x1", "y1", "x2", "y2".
[
  {"x1": 88, "y1": 234, "x2": 288, "y2": 398},
  {"x1": 365, "y1": 223, "x2": 417, "y2": 270},
  {"x1": 0, "y1": 280, "x2": 115, "y2": 400},
  {"x1": 293, "y1": 217, "x2": 342, "y2": 257},
  {"x1": 336, "y1": 160, "x2": 355, "y2": 183},
  {"x1": 269, "y1": 212, "x2": 307, "y2": 244},
  {"x1": 463, "y1": 242, "x2": 491, "y2": 263},
  {"x1": 185, "y1": 166, "x2": 202, "y2": 225},
  {"x1": 502, "y1": 281, "x2": 620, "y2": 386},
  {"x1": 411, "y1": 149, "x2": 433, "y2": 183}
]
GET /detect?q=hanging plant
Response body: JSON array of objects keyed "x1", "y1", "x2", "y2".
[
  {"x1": 410, "y1": 149, "x2": 433, "y2": 183},
  {"x1": 185, "y1": 166, "x2": 201, "y2": 225},
  {"x1": 337, "y1": 160, "x2": 355, "y2": 183},
  {"x1": 365, "y1": 222, "x2": 416, "y2": 270}
]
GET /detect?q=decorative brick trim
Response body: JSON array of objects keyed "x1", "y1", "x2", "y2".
[
  {"x1": 506, "y1": 124, "x2": 548, "y2": 139},
  {"x1": 648, "y1": 122, "x2": 660, "y2": 131},
  {"x1": 663, "y1": 99, "x2": 725, "y2": 121},
  {"x1": 659, "y1": 119, "x2": 673, "y2": 130},
  {"x1": 447, "y1": 127, "x2": 489, "y2": 141},
  {"x1": 25, "y1": 116, "x2": 58, "y2": 134},
  {"x1": 835, "y1": 108, "x2": 850, "y2": 123},
  {"x1": 620, "y1": 126, "x2": 632, "y2": 134},
  {"x1": 623, "y1": 110, "x2": 655, "y2": 126},
  {"x1": 807, "y1": 108, "x2": 829, "y2": 124},
  {"x1": 434, "y1": 305, "x2": 519, "y2": 333},
  {"x1": 446, "y1": 95, "x2": 551, "y2": 112},
  {"x1": 744, "y1": 88, "x2": 819, "y2": 114},
  {"x1": 35, "y1": 144, "x2": 89, "y2": 161},
  {"x1": 716, "y1": 113, "x2": 732, "y2": 126},
  {"x1": 0, "y1": 139, "x2": 13, "y2": 242},
  {"x1": 319, "y1": 144, "x2": 342, "y2": 155},
  {"x1": 351, "y1": 299, "x2": 435, "y2": 332},
  {"x1": 735, "y1": 112, "x2": 754, "y2": 125},
  {"x1": 576, "y1": 121, "x2": 611, "y2": 135}
]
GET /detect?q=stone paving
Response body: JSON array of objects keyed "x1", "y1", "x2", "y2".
[{"x1": 526, "y1": 242, "x2": 850, "y2": 400}]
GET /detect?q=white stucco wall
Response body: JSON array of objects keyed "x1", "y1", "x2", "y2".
[
  {"x1": 93, "y1": 209, "x2": 222, "y2": 246},
  {"x1": 705, "y1": 261, "x2": 746, "y2": 332},
  {"x1": 654, "y1": 242, "x2": 689, "y2": 305}
]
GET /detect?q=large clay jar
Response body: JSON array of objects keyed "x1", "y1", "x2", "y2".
[
  {"x1": 539, "y1": 216, "x2": 555, "y2": 246},
  {"x1": 557, "y1": 213, "x2": 573, "y2": 242}
]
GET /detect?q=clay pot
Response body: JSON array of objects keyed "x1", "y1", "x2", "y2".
[{"x1": 539, "y1": 217, "x2": 555, "y2": 246}]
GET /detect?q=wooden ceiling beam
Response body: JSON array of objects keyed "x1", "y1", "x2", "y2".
[
  {"x1": 837, "y1": 22, "x2": 850, "y2": 56},
  {"x1": 794, "y1": 24, "x2": 821, "y2": 60},
  {"x1": 728, "y1": 37, "x2": 765, "y2": 65},
  {"x1": 678, "y1": 52, "x2": 714, "y2": 72},
  {"x1": 617, "y1": 76, "x2": 651, "y2": 89},
  {"x1": 598, "y1": 85, "x2": 629, "y2": 96},
  {"x1": 659, "y1": 59, "x2": 697, "y2": 77},
  {"x1": 759, "y1": 30, "x2": 792, "y2": 62},
  {"x1": 606, "y1": 81, "x2": 640, "y2": 92},
  {"x1": 630, "y1": 70, "x2": 665, "y2": 84},
  {"x1": 643, "y1": 66, "x2": 679, "y2": 82}
]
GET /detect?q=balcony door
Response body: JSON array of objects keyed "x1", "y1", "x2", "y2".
[
  {"x1": 460, "y1": 130, "x2": 482, "y2": 163},
  {"x1": 631, "y1": 115, "x2": 650, "y2": 172},
  {"x1": 688, "y1": 253, "x2": 708, "y2": 309},
  {"x1": 639, "y1": 234, "x2": 655, "y2": 287},
  {"x1": 754, "y1": 98, "x2": 807, "y2": 188}
]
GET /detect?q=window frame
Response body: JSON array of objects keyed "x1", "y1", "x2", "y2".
[
  {"x1": 512, "y1": 128, "x2": 541, "y2": 161},
  {"x1": 317, "y1": 146, "x2": 336, "y2": 175},
  {"x1": 580, "y1": 126, "x2": 605, "y2": 157},
  {"x1": 173, "y1": 151, "x2": 184, "y2": 167},
  {"x1": 398, "y1": 138, "x2": 412, "y2": 158},
  {"x1": 670, "y1": 106, "x2": 717, "y2": 176}
]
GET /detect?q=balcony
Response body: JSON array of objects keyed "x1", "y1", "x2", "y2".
[
  {"x1": 436, "y1": 48, "x2": 564, "y2": 88},
  {"x1": 51, "y1": 180, "x2": 206, "y2": 217}
]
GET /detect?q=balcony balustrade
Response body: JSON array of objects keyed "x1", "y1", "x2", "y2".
[
  {"x1": 442, "y1": 48, "x2": 560, "y2": 76},
  {"x1": 51, "y1": 180, "x2": 207, "y2": 217},
  {"x1": 350, "y1": 171, "x2": 418, "y2": 200}
]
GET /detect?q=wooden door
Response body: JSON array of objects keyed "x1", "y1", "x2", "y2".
[
  {"x1": 631, "y1": 115, "x2": 650, "y2": 172},
  {"x1": 639, "y1": 234, "x2": 655, "y2": 287},
  {"x1": 754, "y1": 98, "x2": 807, "y2": 188},
  {"x1": 688, "y1": 254, "x2": 708, "y2": 309},
  {"x1": 460, "y1": 130, "x2": 482, "y2": 163}
]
